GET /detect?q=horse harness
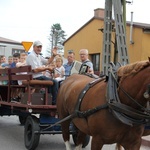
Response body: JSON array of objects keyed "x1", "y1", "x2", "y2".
[
  {"x1": 42, "y1": 66, "x2": 150, "y2": 131},
  {"x1": 107, "y1": 62, "x2": 150, "y2": 126},
  {"x1": 74, "y1": 76, "x2": 108, "y2": 118},
  {"x1": 41, "y1": 76, "x2": 108, "y2": 131},
  {"x1": 74, "y1": 63, "x2": 150, "y2": 126}
]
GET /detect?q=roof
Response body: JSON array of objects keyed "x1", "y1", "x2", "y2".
[
  {"x1": 63, "y1": 16, "x2": 150, "y2": 45},
  {"x1": 0, "y1": 37, "x2": 22, "y2": 45},
  {"x1": 126, "y1": 21, "x2": 150, "y2": 29}
]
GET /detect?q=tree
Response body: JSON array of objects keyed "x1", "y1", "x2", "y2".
[{"x1": 47, "y1": 23, "x2": 66, "y2": 56}]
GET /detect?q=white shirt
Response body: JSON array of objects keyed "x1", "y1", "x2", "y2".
[
  {"x1": 54, "y1": 66, "x2": 65, "y2": 81},
  {"x1": 16, "y1": 62, "x2": 27, "y2": 85},
  {"x1": 26, "y1": 50, "x2": 48, "y2": 78},
  {"x1": 82, "y1": 59, "x2": 94, "y2": 70}
]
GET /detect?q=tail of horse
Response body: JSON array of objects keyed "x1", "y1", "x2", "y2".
[{"x1": 115, "y1": 143, "x2": 123, "y2": 150}]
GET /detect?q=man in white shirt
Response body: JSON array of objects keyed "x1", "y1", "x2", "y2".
[{"x1": 26, "y1": 40, "x2": 58, "y2": 105}]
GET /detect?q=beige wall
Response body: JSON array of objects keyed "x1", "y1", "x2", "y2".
[
  {"x1": 64, "y1": 19, "x2": 104, "y2": 62},
  {"x1": 126, "y1": 25, "x2": 150, "y2": 63},
  {"x1": 64, "y1": 18, "x2": 150, "y2": 71}
]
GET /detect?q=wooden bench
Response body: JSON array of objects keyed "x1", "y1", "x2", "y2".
[
  {"x1": 0, "y1": 68, "x2": 10, "y2": 101},
  {"x1": 0, "y1": 66, "x2": 53, "y2": 105}
]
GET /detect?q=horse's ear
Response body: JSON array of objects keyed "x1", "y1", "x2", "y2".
[{"x1": 148, "y1": 57, "x2": 150, "y2": 62}]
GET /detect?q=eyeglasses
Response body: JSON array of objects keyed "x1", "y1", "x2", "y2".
[
  {"x1": 80, "y1": 54, "x2": 86, "y2": 56},
  {"x1": 37, "y1": 46, "x2": 42, "y2": 48}
]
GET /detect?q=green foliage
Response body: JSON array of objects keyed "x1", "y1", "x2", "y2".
[{"x1": 48, "y1": 23, "x2": 66, "y2": 55}]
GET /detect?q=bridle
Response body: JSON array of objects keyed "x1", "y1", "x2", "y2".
[
  {"x1": 110, "y1": 67, "x2": 150, "y2": 112},
  {"x1": 107, "y1": 62, "x2": 150, "y2": 126}
]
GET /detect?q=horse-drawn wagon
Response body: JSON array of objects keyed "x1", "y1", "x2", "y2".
[
  {"x1": 0, "y1": 65, "x2": 90, "y2": 150},
  {"x1": 1, "y1": 58, "x2": 150, "y2": 150}
]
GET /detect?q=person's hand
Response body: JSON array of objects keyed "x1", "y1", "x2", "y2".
[
  {"x1": 55, "y1": 74, "x2": 60, "y2": 78},
  {"x1": 52, "y1": 46, "x2": 57, "y2": 57},
  {"x1": 88, "y1": 68, "x2": 94, "y2": 74},
  {"x1": 47, "y1": 66, "x2": 55, "y2": 72}
]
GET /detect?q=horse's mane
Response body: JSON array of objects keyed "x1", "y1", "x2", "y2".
[{"x1": 117, "y1": 60, "x2": 150, "y2": 79}]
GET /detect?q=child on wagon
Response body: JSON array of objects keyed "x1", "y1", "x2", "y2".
[{"x1": 54, "y1": 56, "x2": 65, "y2": 82}]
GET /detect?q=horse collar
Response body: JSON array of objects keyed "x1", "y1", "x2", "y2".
[{"x1": 74, "y1": 77, "x2": 106, "y2": 117}]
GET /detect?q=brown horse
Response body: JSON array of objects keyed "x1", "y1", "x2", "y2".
[
  {"x1": 56, "y1": 59, "x2": 150, "y2": 150},
  {"x1": 116, "y1": 129, "x2": 150, "y2": 150}
]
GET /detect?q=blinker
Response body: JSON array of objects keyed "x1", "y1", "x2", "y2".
[{"x1": 144, "y1": 84, "x2": 150, "y2": 99}]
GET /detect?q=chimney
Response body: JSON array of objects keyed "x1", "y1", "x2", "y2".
[{"x1": 94, "y1": 8, "x2": 104, "y2": 18}]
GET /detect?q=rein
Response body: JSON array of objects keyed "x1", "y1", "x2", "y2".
[
  {"x1": 75, "y1": 77, "x2": 105, "y2": 111},
  {"x1": 107, "y1": 62, "x2": 150, "y2": 126},
  {"x1": 40, "y1": 76, "x2": 107, "y2": 132},
  {"x1": 74, "y1": 77, "x2": 108, "y2": 118},
  {"x1": 40, "y1": 65, "x2": 150, "y2": 132},
  {"x1": 110, "y1": 66, "x2": 148, "y2": 112}
]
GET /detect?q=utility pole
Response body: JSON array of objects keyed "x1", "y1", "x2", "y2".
[
  {"x1": 122, "y1": 0, "x2": 127, "y2": 29},
  {"x1": 101, "y1": 0, "x2": 129, "y2": 75}
]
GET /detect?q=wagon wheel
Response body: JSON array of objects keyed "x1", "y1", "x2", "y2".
[
  {"x1": 19, "y1": 115, "x2": 27, "y2": 125},
  {"x1": 72, "y1": 124, "x2": 90, "y2": 148},
  {"x1": 24, "y1": 115, "x2": 40, "y2": 150}
]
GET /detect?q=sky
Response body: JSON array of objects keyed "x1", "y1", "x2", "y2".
[{"x1": 0, "y1": 0, "x2": 150, "y2": 56}]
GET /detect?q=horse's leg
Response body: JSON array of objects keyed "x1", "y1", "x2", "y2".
[
  {"x1": 122, "y1": 138, "x2": 141, "y2": 150},
  {"x1": 65, "y1": 141, "x2": 72, "y2": 150},
  {"x1": 74, "y1": 145, "x2": 82, "y2": 150},
  {"x1": 115, "y1": 143, "x2": 123, "y2": 150},
  {"x1": 124, "y1": 143, "x2": 141, "y2": 150},
  {"x1": 61, "y1": 119, "x2": 72, "y2": 150},
  {"x1": 91, "y1": 136, "x2": 103, "y2": 150},
  {"x1": 74, "y1": 130, "x2": 87, "y2": 150}
]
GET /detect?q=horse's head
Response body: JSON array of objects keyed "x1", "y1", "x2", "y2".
[{"x1": 117, "y1": 58, "x2": 150, "y2": 109}]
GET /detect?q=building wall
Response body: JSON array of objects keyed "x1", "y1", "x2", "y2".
[
  {"x1": 126, "y1": 25, "x2": 150, "y2": 63},
  {"x1": 64, "y1": 19, "x2": 150, "y2": 71},
  {"x1": 0, "y1": 42, "x2": 24, "y2": 59},
  {"x1": 64, "y1": 19, "x2": 104, "y2": 61},
  {"x1": 142, "y1": 33, "x2": 150, "y2": 59}
]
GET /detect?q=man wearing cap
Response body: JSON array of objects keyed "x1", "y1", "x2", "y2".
[{"x1": 26, "y1": 40, "x2": 58, "y2": 105}]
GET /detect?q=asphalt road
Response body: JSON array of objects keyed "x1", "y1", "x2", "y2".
[
  {"x1": 0, "y1": 116, "x2": 149, "y2": 150},
  {"x1": 0, "y1": 115, "x2": 116, "y2": 150}
]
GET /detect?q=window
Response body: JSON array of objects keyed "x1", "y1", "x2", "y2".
[
  {"x1": 12, "y1": 49, "x2": 25, "y2": 55},
  {"x1": 90, "y1": 53, "x2": 100, "y2": 71}
]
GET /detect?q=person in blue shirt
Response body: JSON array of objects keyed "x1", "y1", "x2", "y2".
[
  {"x1": 0, "y1": 55, "x2": 9, "y2": 85},
  {"x1": 63, "y1": 51, "x2": 75, "y2": 77},
  {"x1": 0, "y1": 55, "x2": 6, "y2": 64},
  {"x1": 10, "y1": 53, "x2": 20, "y2": 86},
  {"x1": 10, "y1": 53, "x2": 20, "y2": 68},
  {"x1": 8, "y1": 56, "x2": 13, "y2": 67}
]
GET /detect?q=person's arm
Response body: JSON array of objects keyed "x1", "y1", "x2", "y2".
[
  {"x1": 86, "y1": 61, "x2": 94, "y2": 74},
  {"x1": 0, "y1": 66, "x2": 4, "y2": 69},
  {"x1": 16, "y1": 62, "x2": 26, "y2": 68},
  {"x1": 88, "y1": 68, "x2": 94, "y2": 74},
  {"x1": 32, "y1": 66, "x2": 54, "y2": 73},
  {"x1": 48, "y1": 47, "x2": 58, "y2": 64},
  {"x1": 61, "y1": 66, "x2": 65, "y2": 77}
]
